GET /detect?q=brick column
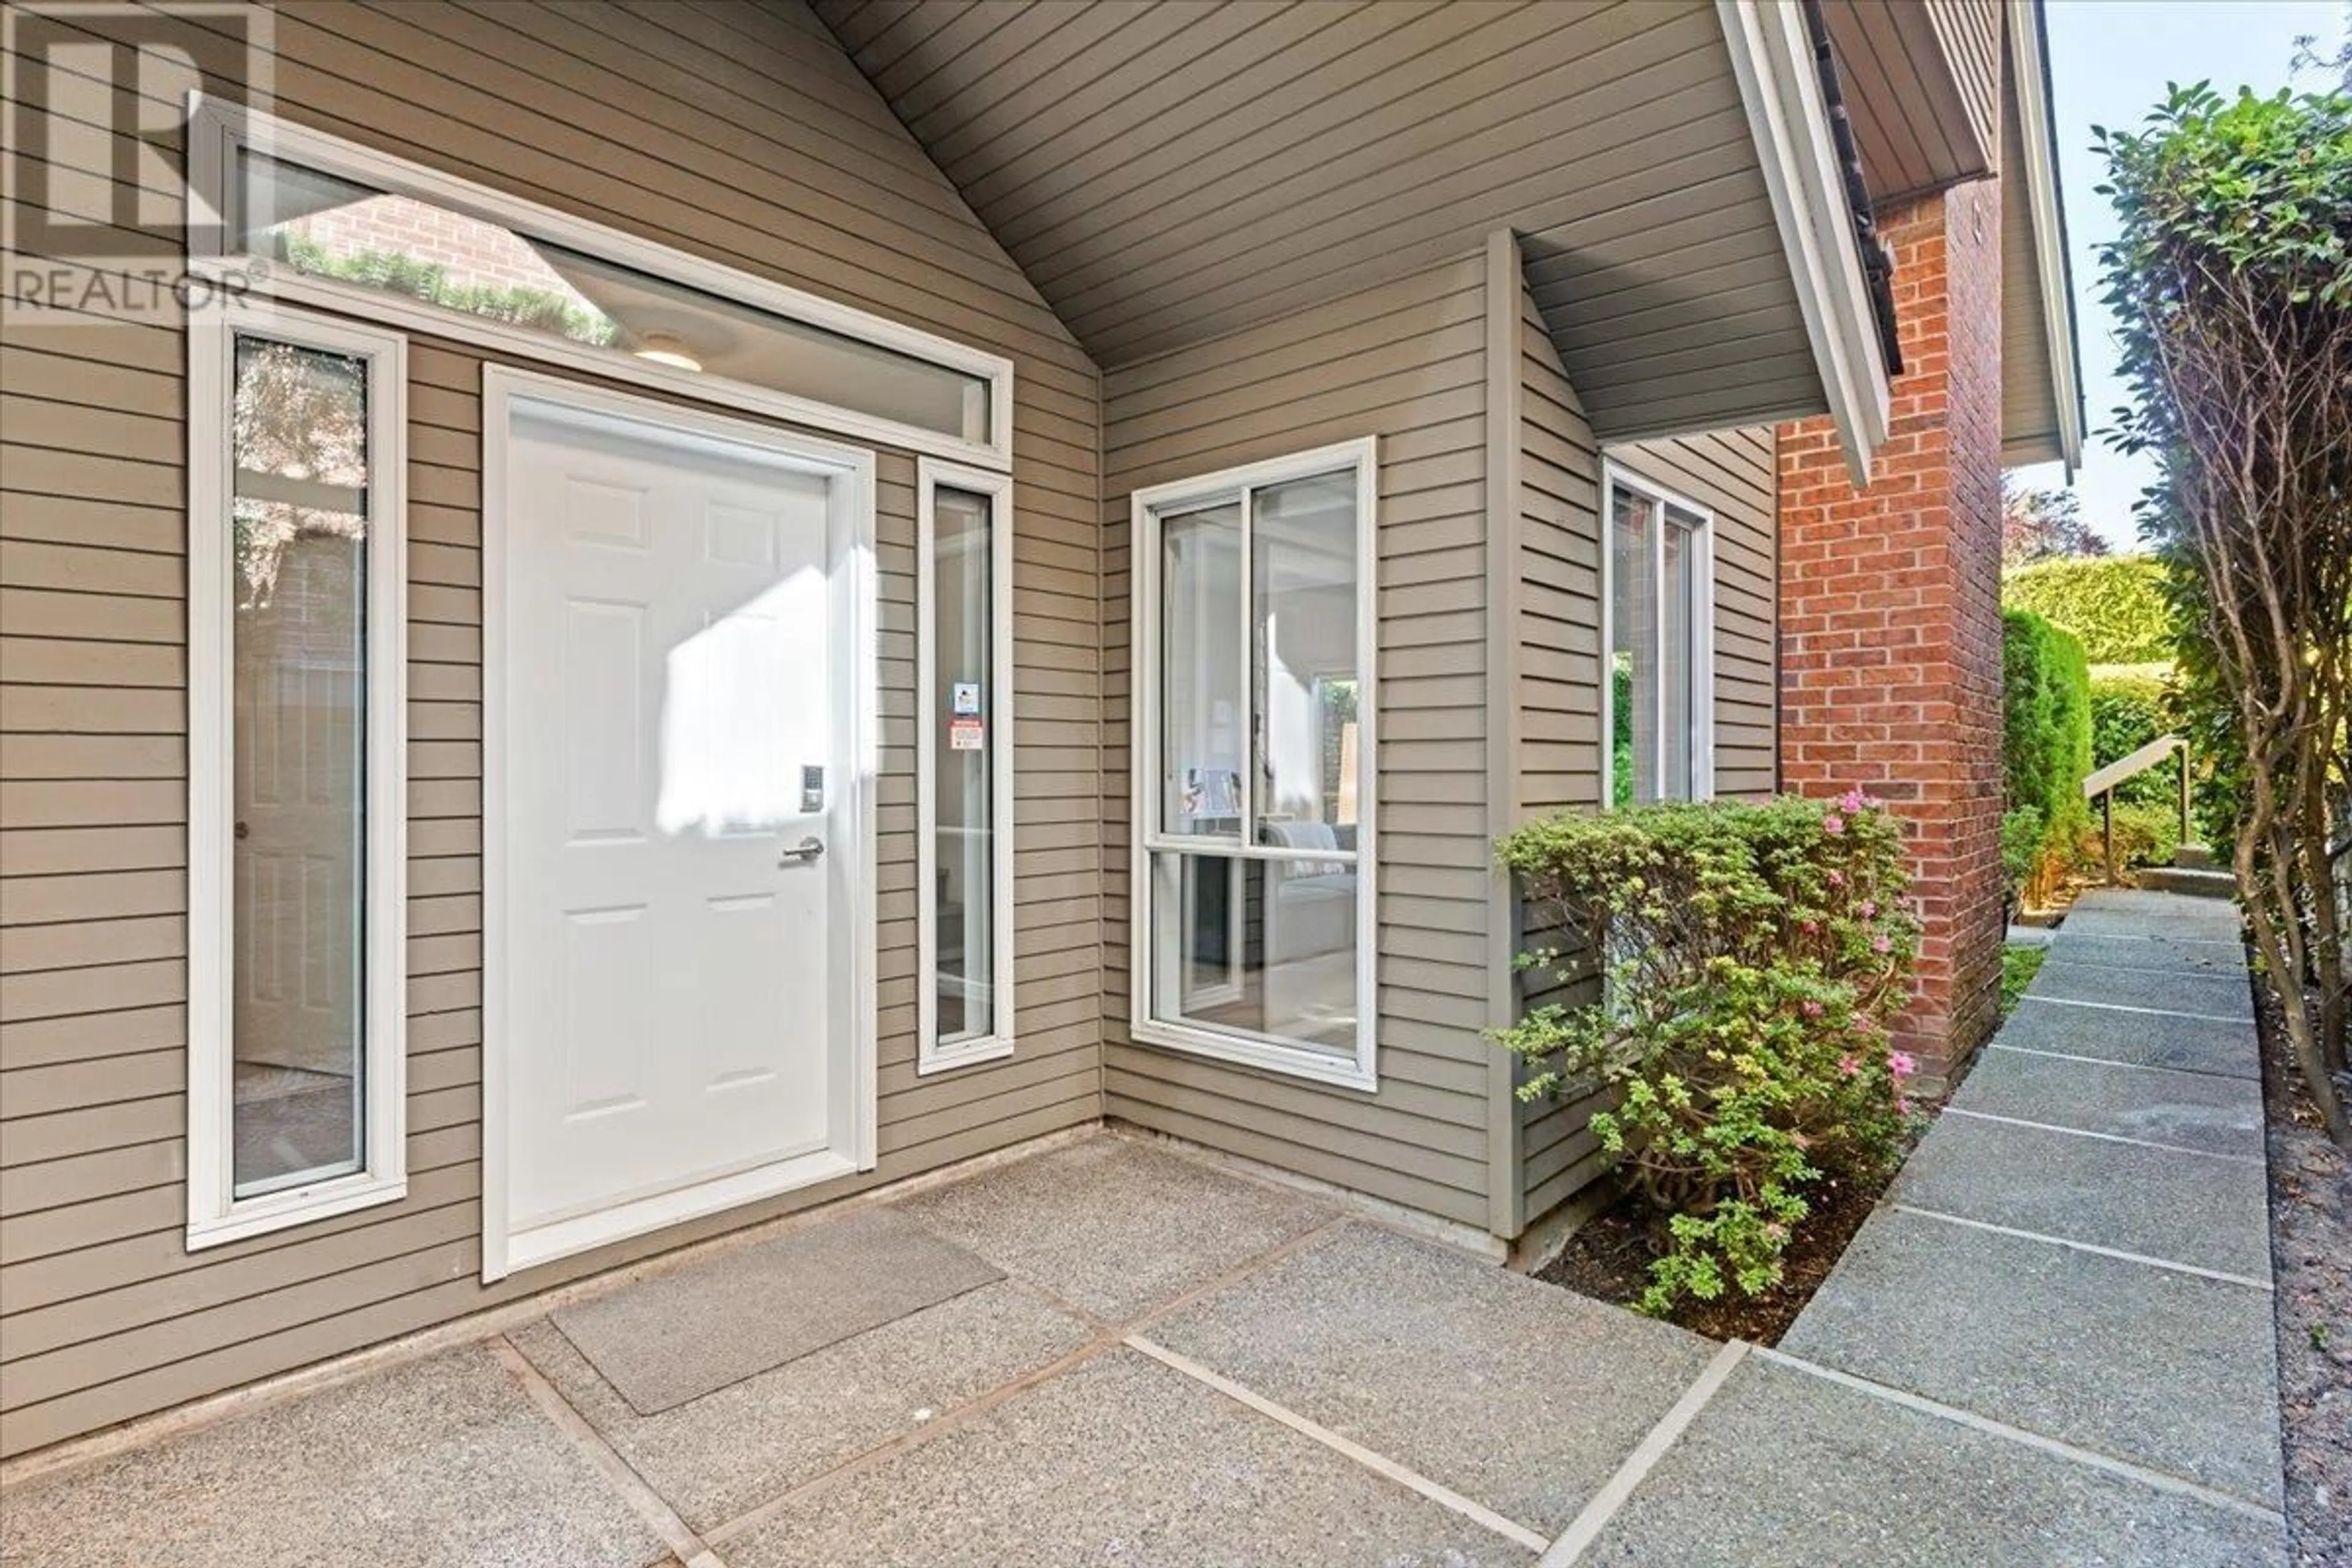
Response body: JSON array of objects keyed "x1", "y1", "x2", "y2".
[{"x1": 1777, "y1": 181, "x2": 2006, "y2": 1088}]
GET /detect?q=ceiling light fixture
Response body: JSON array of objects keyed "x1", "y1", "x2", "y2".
[{"x1": 631, "y1": 333, "x2": 701, "y2": 373}]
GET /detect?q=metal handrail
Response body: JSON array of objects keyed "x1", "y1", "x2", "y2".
[{"x1": 2082, "y1": 734, "x2": 2192, "y2": 884}]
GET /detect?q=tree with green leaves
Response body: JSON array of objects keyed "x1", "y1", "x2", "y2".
[
  {"x1": 2002, "y1": 478, "x2": 2107, "y2": 568},
  {"x1": 2096, "y1": 80, "x2": 2351, "y2": 1143}
]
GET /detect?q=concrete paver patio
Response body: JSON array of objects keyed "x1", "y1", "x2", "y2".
[{"x1": 0, "y1": 900, "x2": 2290, "y2": 1565}]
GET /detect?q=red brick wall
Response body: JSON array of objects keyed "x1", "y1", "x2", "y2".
[{"x1": 1777, "y1": 181, "x2": 2007, "y2": 1087}]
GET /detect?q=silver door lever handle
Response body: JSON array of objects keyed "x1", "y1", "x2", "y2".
[{"x1": 778, "y1": 836, "x2": 826, "y2": 867}]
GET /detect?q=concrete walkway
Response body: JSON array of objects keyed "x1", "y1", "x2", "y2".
[
  {"x1": 1728, "y1": 888, "x2": 2287, "y2": 1564},
  {"x1": 0, "y1": 902, "x2": 2289, "y2": 1566}
]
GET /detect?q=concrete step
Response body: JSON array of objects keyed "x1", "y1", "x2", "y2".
[
  {"x1": 2174, "y1": 843, "x2": 2218, "y2": 870},
  {"x1": 2138, "y1": 864, "x2": 2237, "y2": 900}
]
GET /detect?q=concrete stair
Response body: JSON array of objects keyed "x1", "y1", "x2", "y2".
[{"x1": 2139, "y1": 843, "x2": 2235, "y2": 899}]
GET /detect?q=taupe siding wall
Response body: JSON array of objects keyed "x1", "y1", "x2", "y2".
[
  {"x1": 1512, "y1": 285, "x2": 1605, "y2": 818},
  {"x1": 1607, "y1": 428, "x2": 1781, "y2": 801},
  {"x1": 817, "y1": 0, "x2": 1820, "y2": 447},
  {"x1": 1503, "y1": 266, "x2": 1784, "y2": 1225},
  {"x1": 0, "y1": 0, "x2": 1101, "y2": 1458},
  {"x1": 1099, "y1": 257, "x2": 1495, "y2": 1230},
  {"x1": 1507, "y1": 274, "x2": 1610, "y2": 1223},
  {"x1": 1925, "y1": 0, "x2": 2003, "y2": 167}
]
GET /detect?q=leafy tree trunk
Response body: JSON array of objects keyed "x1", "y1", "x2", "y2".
[{"x1": 2097, "y1": 84, "x2": 2351, "y2": 1145}]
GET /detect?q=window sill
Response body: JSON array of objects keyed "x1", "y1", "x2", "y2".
[
  {"x1": 1129, "y1": 1018, "x2": 1376, "y2": 1093},
  {"x1": 915, "y1": 1035, "x2": 1017, "y2": 1077},
  {"x1": 187, "y1": 1170, "x2": 407, "y2": 1252}
]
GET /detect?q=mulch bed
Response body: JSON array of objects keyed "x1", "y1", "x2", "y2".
[
  {"x1": 2253, "y1": 968, "x2": 2352, "y2": 1567},
  {"x1": 1535, "y1": 1160, "x2": 1893, "y2": 1345}
]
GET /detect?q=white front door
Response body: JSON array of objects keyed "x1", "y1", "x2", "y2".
[{"x1": 488, "y1": 374, "x2": 875, "y2": 1277}]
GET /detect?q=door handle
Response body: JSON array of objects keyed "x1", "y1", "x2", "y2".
[{"x1": 778, "y1": 836, "x2": 826, "y2": 867}]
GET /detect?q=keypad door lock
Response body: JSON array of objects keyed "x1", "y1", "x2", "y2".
[{"x1": 801, "y1": 765, "x2": 824, "y2": 814}]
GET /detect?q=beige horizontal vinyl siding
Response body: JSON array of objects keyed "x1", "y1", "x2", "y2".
[
  {"x1": 1504, "y1": 278, "x2": 1608, "y2": 1221},
  {"x1": 1605, "y1": 427, "x2": 1781, "y2": 801},
  {"x1": 0, "y1": 0, "x2": 1101, "y2": 1458},
  {"x1": 1504, "y1": 274, "x2": 1781, "y2": 1224},
  {"x1": 817, "y1": 0, "x2": 1825, "y2": 444},
  {"x1": 1512, "y1": 287, "x2": 1605, "y2": 818},
  {"x1": 1925, "y1": 0, "x2": 2003, "y2": 168},
  {"x1": 1100, "y1": 257, "x2": 1493, "y2": 1229}
]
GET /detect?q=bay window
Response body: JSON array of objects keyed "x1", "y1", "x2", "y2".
[
  {"x1": 1603, "y1": 469, "x2": 1714, "y2": 808},
  {"x1": 1131, "y1": 441, "x2": 1378, "y2": 1090}
]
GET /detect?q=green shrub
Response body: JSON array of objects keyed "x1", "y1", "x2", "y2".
[
  {"x1": 2000, "y1": 806, "x2": 2048, "y2": 911},
  {"x1": 1611, "y1": 658, "x2": 1635, "y2": 811},
  {"x1": 1495, "y1": 795, "x2": 1921, "y2": 1315},
  {"x1": 2002, "y1": 556, "x2": 2173, "y2": 664},
  {"x1": 2002, "y1": 610, "x2": 2093, "y2": 904},
  {"x1": 2088, "y1": 668, "x2": 2175, "y2": 808},
  {"x1": 2078, "y1": 801, "x2": 2184, "y2": 875},
  {"x1": 2000, "y1": 943, "x2": 2048, "y2": 1017}
]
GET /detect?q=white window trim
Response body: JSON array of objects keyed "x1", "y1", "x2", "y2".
[
  {"x1": 915, "y1": 459, "x2": 1018, "y2": 1074},
  {"x1": 1128, "y1": 437, "x2": 1380, "y2": 1093},
  {"x1": 1597, "y1": 462, "x2": 1716, "y2": 811},
  {"x1": 186, "y1": 297, "x2": 410, "y2": 1249},
  {"x1": 181, "y1": 94, "x2": 1015, "y2": 470}
]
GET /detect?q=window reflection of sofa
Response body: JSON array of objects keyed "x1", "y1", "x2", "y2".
[{"x1": 1262, "y1": 821, "x2": 1356, "y2": 1045}]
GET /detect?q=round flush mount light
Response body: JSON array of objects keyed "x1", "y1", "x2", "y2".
[{"x1": 631, "y1": 333, "x2": 701, "y2": 373}]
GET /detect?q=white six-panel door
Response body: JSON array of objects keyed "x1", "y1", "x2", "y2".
[{"x1": 484, "y1": 372, "x2": 875, "y2": 1278}]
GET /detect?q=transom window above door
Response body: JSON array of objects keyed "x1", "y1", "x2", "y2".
[
  {"x1": 184, "y1": 97, "x2": 1012, "y2": 468},
  {"x1": 1129, "y1": 440, "x2": 1378, "y2": 1091},
  {"x1": 1604, "y1": 470, "x2": 1714, "y2": 808}
]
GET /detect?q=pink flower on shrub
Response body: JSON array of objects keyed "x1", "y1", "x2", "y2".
[
  {"x1": 1839, "y1": 788, "x2": 1866, "y2": 815},
  {"x1": 1823, "y1": 813, "x2": 1846, "y2": 835},
  {"x1": 1872, "y1": 934, "x2": 1892, "y2": 954},
  {"x1": 1801, "y1": 999, "x2": 1825, "y2": 1019},
  {"x1": 1889, "y1": 1051, "x2": 1917, "y2": 1080},
  {"x1": 1861, "y1": 900, "x2": 1878, "y2": 918},
  {"x1": 1800, "y1": 919, "x2": 1819, "y2": 935},
  {"x1": 1828, "y1": 869, "x2": 1845, "y2": 888},
  {"x1": 1899, "y1": 1096, "x2": 1915, "y2": 1116}
]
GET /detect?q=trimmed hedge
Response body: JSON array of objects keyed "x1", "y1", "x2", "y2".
[
  {"x1": 2088, "y1": 668, "x2": 2174, "y2": 808},
  {"x1": 2002, "y1": 609, "x2": 2094, "y2": 823},
  {"x1": 2002, "y1": 609, "x2": 2093, "y2": 907},
  {"x1": 2001, "y1": 556, "x2": 2173, "y2": 665}
]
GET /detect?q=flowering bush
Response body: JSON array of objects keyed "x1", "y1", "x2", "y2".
[{"x1": 1495, "y1": 793, "x2": 1921, "y2": 1314}]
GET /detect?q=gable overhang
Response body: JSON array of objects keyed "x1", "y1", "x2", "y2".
[
  {"x1": 1817, "y1": 0, "x2": 2002, "y2": 205},
  {"x1": 1716, "y1": 0, "x2": 1893, "y2": 484},
  {"x1": 815, "y1": 0, "x2": 1894, "y2": 481},
  {"x1": 1999, "y1": 0, "x2": 2086, "y2": 475}
]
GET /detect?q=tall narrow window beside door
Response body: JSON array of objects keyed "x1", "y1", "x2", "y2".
[
  {"x1": 917, "y1": 461, "x2": 1017, "y2": 1072},
  {"x1": 187, "y1": 300, "x2": 409, "y2": 1247},
  {"x1": 1602, "y1": 467, "x2": 1714, "y2": 808},
  {"x1": 1130, "y1": 440, "x2": 1378, "y2": 1091}
]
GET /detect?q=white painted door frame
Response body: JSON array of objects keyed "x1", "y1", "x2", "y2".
[{"x1": 480, "y1": 365, "x2": 878, "y2": 1281}]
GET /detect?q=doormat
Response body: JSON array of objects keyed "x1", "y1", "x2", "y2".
[{"x1": 550, "y1": 1207, "x2": 1004, "y2": 1414}]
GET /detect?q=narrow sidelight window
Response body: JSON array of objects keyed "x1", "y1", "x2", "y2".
[
  {"x1": 1603, "y1": 469, "x2": 1714, "y2": 807},
  {"x1": 188, "y1": 300, "x2": 408, "y2": 1246},
  {"x1": 1131, "y1": 440, "x2": 1378, "y2": 1091},
  {"x1": 917, "y1": 461, "x2": 1016, "y2": 1072}
]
